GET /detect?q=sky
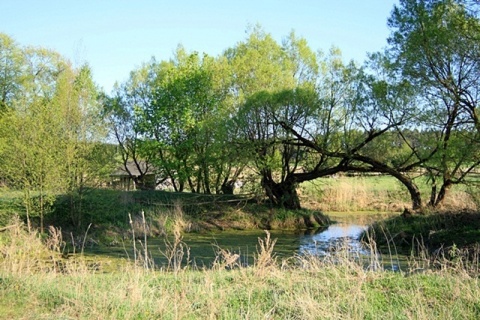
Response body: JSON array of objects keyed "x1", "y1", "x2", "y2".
[{"x1": 2, "y1": 0, "x2": 399, "y2": 93}]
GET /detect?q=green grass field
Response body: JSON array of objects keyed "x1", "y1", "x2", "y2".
[{"x1": 1, "y1": 177, "x2": 479, "y2": 319}]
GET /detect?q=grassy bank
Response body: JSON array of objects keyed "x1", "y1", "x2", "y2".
[
  {"x1": 1, "y1": 221, "x2": 479, "y2": 319},
  {"x1": 363, "y1": 210, "x2": 480, "y2": 257},
  {"x1": 0, "y1": 188, "x2": 331, "y2": 249},
  {"x1": 1, "y1": 174, "x2": 476, "y2": 233}
]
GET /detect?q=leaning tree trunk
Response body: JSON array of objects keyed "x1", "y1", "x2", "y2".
[
  {"x1": 350, "y1": 155, "x2": 424, "y2": 210},
  {"x1": 431, "y1": 180, "x2": 452, "y2": 208},
  {"x1": 391, "y1": 172, "x2": 423, "y2": 210}
]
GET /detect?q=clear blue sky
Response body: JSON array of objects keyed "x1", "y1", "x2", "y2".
[{"x1": 2, "y1": 0, "x2": 398, "y2": 93}]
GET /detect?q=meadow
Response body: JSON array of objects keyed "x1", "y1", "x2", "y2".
[
  {"x1": 300, "y1": 174, "x2": 477, "y2": 212},
  {"x1": 1, "y1": 220, "x2": 480, "y2": 320},
  {"x1": 1, "y1": 175, "x2": 479, "y2": 319}
]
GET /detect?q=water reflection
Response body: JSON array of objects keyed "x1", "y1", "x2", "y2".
[
  {"x1": 297, "y1": 215, "x2": 405, "y2": 271},
  {"x1": 299, "y1": 223, "x2": 369, "y2": 256},
  {"x1": 87, "y1": 213, "x2": 406, "y2": 271}
]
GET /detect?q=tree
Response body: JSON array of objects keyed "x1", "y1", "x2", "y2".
[
  {"x1": 0, "y1": 46, "x2": 72, "y2": 231},
  {"x1": 387, "y1": 0, "x2": 480, "y2": 207},
  {"x1": 55, "y1": 64, "x2": 112, "y2": 227},
  {"x1": 103, "y1": 61, "x2": 159, "y2": 191},
  {"x1": 0, "y1": 38, "x2": 111, "y2": 229},
  {"x1": 0, "y1": 33, "x2": 24, "y2": 112},
  {"x1": 224, "y1": 26, "x2": 297, "y2": 100},
  {"x1": 115, "y1": 48, "x2": 245, "y2": 194},
  {"x1": 268, "y1": 48, "x2": 429, "y2": 210},
  {"x1": 227, "y1": 28, "x2": 332, "y2": 209},
  {"x1": 237, "y1": 87, "x2": 334, "y2": 210}
]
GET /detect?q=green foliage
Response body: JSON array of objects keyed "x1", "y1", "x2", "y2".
[
  {"x1": 387, "y1": 0, "x2": 480, "y2": 206},
  {"x1": 0, "y1": 35, "x2": 112, "y2": 229},
  {"x1": 109, "y1": 47, "x2": 245, "y2": 195},
  {"x1": 0, "y1": 34, "x2": 24, "y2": 112},
  {"x1": 3, "y1": 3, "x2": 480, "y2": 228}
]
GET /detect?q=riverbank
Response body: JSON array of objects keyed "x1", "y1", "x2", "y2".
[
  {"x1": 2, "y1": 186, "x2": 478, "y2": 257},
  {"x1": 1, "y1": 222, "x2": 479, "y2": 319},
  {"x1": 1, "y1": 188, "x2": 333, "y2": 246},
  {"x1": 363, "y1": 209, "x2": 480, "y2": 260}
]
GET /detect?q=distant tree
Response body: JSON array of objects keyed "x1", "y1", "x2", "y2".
[
  {"x1": 0, "y1": 39, "x2": 111, "y2": 229},
  {"x1": 103, "y1": 61, "x2": 159, "y2": 190},
  {"x1": 0, "y1": 34, "x2": 24, "y2": 112}
]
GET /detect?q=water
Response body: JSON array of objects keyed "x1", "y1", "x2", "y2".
[
  {"x1": 299, "y1": 223, "x2": 369, "y2": 256},
  {"x1": 297, "y1": 220, "x2": 405, "y2": 271},
  {"x1": 88, "y1": 213, "x2": 406, "y2": 270}
]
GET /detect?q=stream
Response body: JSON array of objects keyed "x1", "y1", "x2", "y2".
[{"x1": 88, "y1": 213, "x2": 406, "y2": 271}]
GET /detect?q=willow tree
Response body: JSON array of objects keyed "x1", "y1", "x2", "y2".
[
  {"x1": 237, "y1": 86, "x2": 344, "y2": 210},
  {"x1": 242, "y1": 44, "x2": 426, "y2": 210},
  {"x1": 387, "y1": 0, "x2": 480, "y2": 207},
  {"x1": 226, "y1": 28, "x2": 328, "y2": 207}
]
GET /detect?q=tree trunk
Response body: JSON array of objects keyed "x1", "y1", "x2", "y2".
[
  {"x1": 261, "y1": 175, "x2": 301, "y2": 210},
  {"x1": 433, "y1": 181, "x2": 452, "y2": 207},
  {"x1": 429, "y1": 183, "x2": 437, "y2": 207},
  {"x1": 220, "y1": 179, "x2": 235, "y2": 195},
  {"x1": 347, "y1": 155, "x2": 424, "y2": 210},
  {"x1": 374, "y1": 170, "x2": 423, "y2": 210},
  {"x1": 404, "y1": 179, "x2": 422, "y2": 210}
]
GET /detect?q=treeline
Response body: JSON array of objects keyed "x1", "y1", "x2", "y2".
[
  {"x1": 1, "y1": 0, "x2": 480, "y2": 227},
  {"x1": 0, "y1": 35, "x2": 115, "y2": 229}
]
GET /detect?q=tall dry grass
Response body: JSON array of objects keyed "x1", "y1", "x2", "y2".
[
  {"x1": 1, "y1": 217, "x2": 480, "y2": 319},
  {"x1": 301, "y1": 176, "x2": 478, "y2": 212},
  {"x1": 301, "y1": 177, "x2": 408, "y2": 212}
]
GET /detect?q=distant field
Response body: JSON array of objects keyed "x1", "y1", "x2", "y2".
[{"x1": 299, "y1": 174, "x2": 477, "y2": 212}]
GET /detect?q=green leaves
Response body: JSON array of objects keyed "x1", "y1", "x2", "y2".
[{"x1": 0, "y1": 39, "x2": 111, "y2": 228}]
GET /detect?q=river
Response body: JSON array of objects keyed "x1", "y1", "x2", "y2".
[{"x1": 88, "y1": 212, "x2": 406, "y2": 271}]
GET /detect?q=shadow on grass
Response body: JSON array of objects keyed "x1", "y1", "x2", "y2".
[
  {"x1": 47, "y1": 188, "x2": 254, "y2": 229},
  {"x1": 361, "y1": 210, "x2": 480, "y2": 257},
  {"x1": 43, "y1": 188, "x2": 329, "y2": 233}
]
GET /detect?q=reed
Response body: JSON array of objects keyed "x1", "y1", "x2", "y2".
[{"x1": 1, "y1": 219, "x2": 479, "y2": 319}]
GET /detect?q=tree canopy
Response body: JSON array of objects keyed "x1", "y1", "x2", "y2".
[{"x1": 1, "y1": 0, "x2": 479, "y2": 220}]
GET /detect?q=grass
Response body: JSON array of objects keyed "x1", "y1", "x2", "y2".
[
  {"x1": 1, "y1": 172, "x2": 479, "y2": 318},
  {"x1": 1, "y1": 175, "x2": 476, "y2": 235},
  {"x1": 1, "y1": 187, "x2": 332, "y2": 240},
  {"x1": 1, "y1": 220, "x2": 480, "y2": 319},
  {"x1": 300, "y1": 175, "x2": 411, "y2": 212},
  {"x1": 0, "y1": 188, "x2": 24, "y2": 226},
  {"x1": 363, "y1": 210, "x2": 480, "y2": 259},
  {"x1": 300, "y1": 174, "x2": 477, "y2": 212}
]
